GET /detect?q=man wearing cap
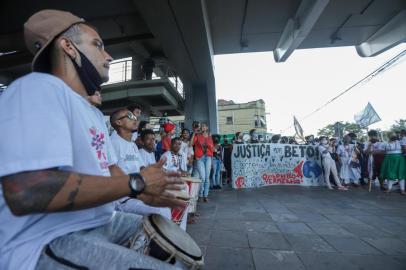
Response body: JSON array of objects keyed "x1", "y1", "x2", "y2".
[{"x1": 0, "y1": 10, "x2": 184, "y2": 270}]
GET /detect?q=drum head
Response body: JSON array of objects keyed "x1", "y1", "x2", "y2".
[
  {"x1": 181, "y1": 177, "x2": 202, "y2": 183},
  {"x1": 150, "y1": 215, "x2": 202, "y2": 259},
  {"x1": 166, "y1": 190, "x2": 190, "y2": 200}
]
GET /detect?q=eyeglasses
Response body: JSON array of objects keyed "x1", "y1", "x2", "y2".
[{"x1": 117, "y1": 112, "x2": 137, "y2": 121}]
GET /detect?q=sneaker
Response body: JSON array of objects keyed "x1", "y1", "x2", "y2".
[
  {"x1": 203, "y1": 197, "x2": 208, "y2": 203},
  {"x1": 337, "y1": 186, "x2": 348, "y2": 191}
]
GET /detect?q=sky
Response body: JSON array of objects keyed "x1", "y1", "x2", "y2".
[{"x1": 213, "y1": 44, "x2": 406, "y2": 136}]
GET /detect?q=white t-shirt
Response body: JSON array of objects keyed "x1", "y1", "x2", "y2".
[
  {"x1": 180, "y1": 141, "x2": 193, "y2": 166},
  {"x1": 337, "y1": 144, "x2": 353, "y2": 159},
  {"x1": 139, "y1": 148, "x2": 157, "y2": 166},
  {"x1": 363, "y1": 141, "x2": 385, "y2": 153},
  {"x1": 0, "y1": 72, "x2": 117, "y2": 270},
  {"x1": 110, "y1": 132, "x2": 145, "y2": 174},
  {"x1": 318, "y1": 144, "x2": 332, "y2": 160},
  {"x1": 110, "y1": 134, "x2": 170, "y2": 219},
  {"x1": 383, "y1": 140, "x2": 402, "y2": 154},
  {"x1": 161, "y1": 151, "x2": 187, "y2": 172}
]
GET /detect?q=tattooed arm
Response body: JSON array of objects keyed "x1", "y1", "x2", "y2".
[
  {"x1": 2, "y1": 160, "x2": 186, "y2": 216},
  {"x1": 1, "y1": 168, "x2": 130, "y2": 216}
]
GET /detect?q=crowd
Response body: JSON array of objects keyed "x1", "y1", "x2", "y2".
[
  {"x1": 307, "y1": 130, "x2": 406, "y2": 195},
  {"x1": 226, "y1": 128, "x2": 406, "y2": 195}
]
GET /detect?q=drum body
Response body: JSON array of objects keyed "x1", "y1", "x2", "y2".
[
  {"x1": 143, "y1": 214, "x2": 204, "y2": 269},
  {"x1": 167, "y1": 190, "x2": 190, "y2": 224},
  {"x1": 182, "y1": 177, "x2": 201, "y2": 213}
]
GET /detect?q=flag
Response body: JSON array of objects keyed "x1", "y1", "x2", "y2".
[
  {"x1": 293, "y1": 116, "x2": 305, "y2": 141},
  {"x1": 354, "y1": 102, "x2": 381, "y2": 128}
]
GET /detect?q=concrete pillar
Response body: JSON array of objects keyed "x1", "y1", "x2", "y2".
[{"x1": 184, "y1": 82, "x2": 218, "y2": 134}]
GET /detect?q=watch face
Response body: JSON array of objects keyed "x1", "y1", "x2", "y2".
[{"x1": 130, "y1": 178, "x2": 137, "y2": 191}]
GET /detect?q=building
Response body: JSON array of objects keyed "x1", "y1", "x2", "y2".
[{"x1": 218, "y1": 99, "x2": 267, "y2": 135}]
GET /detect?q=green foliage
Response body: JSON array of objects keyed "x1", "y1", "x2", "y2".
[
  {"x1": 390, "y1": 119, "x2": 406, "y2": 132},
  {"x1": 317, "y1": 119, "x2": 406, "y2": 141}
]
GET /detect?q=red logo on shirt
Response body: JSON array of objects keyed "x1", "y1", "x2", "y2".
[{"x1": 89, "y1": 127, "x2": 108, "y2": 169}]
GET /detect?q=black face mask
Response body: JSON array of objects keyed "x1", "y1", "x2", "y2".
[{"x1": 69, "y1": 44, "x2": 103, "y2": 96}]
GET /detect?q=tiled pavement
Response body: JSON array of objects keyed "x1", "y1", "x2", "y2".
[{"x1": 186, "y1": 185, "x2": 406, "y2": 270}]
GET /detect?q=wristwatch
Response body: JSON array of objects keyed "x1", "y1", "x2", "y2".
[{"x1": 128, "y1": 173, "x2": 146, "y2": 198}]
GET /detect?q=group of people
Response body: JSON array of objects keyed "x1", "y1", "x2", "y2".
[
  {"x1": 153, "y1": 120, "x2": 225, "y2": 202},
  {"x1": 307, "y1": 130, "x2": 406, "y2": 194},
  {"x1": 0, "y1": 9, "x2": 208, "y2": 270}
]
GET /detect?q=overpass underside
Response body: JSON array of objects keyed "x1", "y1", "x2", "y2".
[{"x1": 1, "y1": 0, "x2": 405, "y2": 132}]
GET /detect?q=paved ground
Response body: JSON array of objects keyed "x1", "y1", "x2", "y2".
[{"x1": 186, "y1": 185, "x2": 406, "y2": 270}]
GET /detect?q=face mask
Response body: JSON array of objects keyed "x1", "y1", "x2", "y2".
[
  {"x1": 69, "y1": 43, "x2": 103, "y2": 96},
  {"x1": 390, "y1": 136, "x2": 397, "y2": 141}
]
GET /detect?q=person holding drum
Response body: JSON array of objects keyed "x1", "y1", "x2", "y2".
[
  {"x1": 161, "y1": 137, "x2": 188, "y2": 175},
  {"x1": 139, "y1": 129, "x2": 159, "y2": 166},
  {"x1": 0, "y1": 10, "x2": 185, "y2": 270},
  {"x1": 110, "y1": 109, "x2": 172, "y2": 219},
  {"x1": 161, "y1": 137, "x2": 191, "y2": 230}
]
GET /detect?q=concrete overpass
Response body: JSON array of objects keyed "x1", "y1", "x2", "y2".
[{"x1": 1, "y1": 0, "x2": 405, "y2": 132}]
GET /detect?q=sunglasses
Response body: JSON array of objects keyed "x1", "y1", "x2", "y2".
[{"x1": 117, "y1": 112, "x2": 137, "y2": 121}]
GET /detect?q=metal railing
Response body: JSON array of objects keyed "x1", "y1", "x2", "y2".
[
  {"x1": 103, "y1": 57, "x2": 185, "y2": 99},
  {"x1": 103, "y1": 58, "x2": 132, "y2": 85}
]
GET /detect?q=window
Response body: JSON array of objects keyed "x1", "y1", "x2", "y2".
[
  {"x1": 254, "y1": 116, "x2": 266, "y2": 128},
  {"x1": 226, "y1": 116, "x2": 233, "y2": 124}
]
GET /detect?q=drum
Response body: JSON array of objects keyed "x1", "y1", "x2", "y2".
[
  {"x1": 182, "y1": 177, "x2": 201, "y2": 213},
  {"x1": 167, "y1": 190, "x2": 190, "y2": 225},
  {"x1": 144, "y1": 214, "x2": 204, "y2": 269}
]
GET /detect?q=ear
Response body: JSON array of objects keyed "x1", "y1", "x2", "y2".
[
  {"x1": 113, "y1": 119, "x2": 121, "y2": 128},
  {"x1": 58, "y1": 37, "x2": 77, "y2": 60}
]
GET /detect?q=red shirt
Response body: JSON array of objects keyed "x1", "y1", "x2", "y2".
[{"x1": 193, "y1": 134, "x2": 214, "y2": 159}]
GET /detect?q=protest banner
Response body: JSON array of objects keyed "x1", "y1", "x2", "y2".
[{"x1": 232, "y1": 143, "x2": 324, "y2": 189}]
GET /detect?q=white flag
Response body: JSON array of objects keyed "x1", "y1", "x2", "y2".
[
  {"x1": 293, "y1": 116, "x2": 305, "y2": 140},
  {"x1": 354, "y1": 102, "x2": 381, "y2": 128}
]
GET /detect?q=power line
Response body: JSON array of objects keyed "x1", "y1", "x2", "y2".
[{"x1": 281, "y1": 49, "x2": 406, "y2": 133}]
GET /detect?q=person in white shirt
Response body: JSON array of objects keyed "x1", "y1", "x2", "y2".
[
  {"x1": 161, "y1": 137, "x2": 190, "y2": 230},
  {"x1": 161, "y1": 137, "x2": 188, "y2": 173},
  {"x1": 318, "y1": 136, "x2": 348, "y2": 190},
  {"x1": 337, "y1": 135, "x2": 361, "y2": 186},
  {"x1": 180, "y1": 128, "x2": 194, "y2": 174},
  {"x1": 110, "y1": 109, "x2": 171, "y2": 218},
  {"x1": 380, "y1": 133, "x2": 406, "y2": 195},
  {"x1": 0, "y1": 9, "x2": 184, "y2": 270},
  {"x1": 139, "y1": 129, "x2": 158, "y2": 166}
]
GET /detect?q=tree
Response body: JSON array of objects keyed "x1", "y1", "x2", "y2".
[
  {"x1": 317, "y1": 123, "x2": 336, "y2": 137},
  {"x1": 317, "y1": 121, "x2": 364, "y2": 138},
  {"x1": 390, "y1": 119, "x2": 406, "y2": 132}
]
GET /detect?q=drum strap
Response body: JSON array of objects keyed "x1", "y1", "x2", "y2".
[{"x1": 45, "y1": 245, "x2": 89, "y2": 270}]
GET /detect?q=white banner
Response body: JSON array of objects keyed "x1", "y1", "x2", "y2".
[{"x1": 232, "y1": 143, "x2": 324, "y2": 189}]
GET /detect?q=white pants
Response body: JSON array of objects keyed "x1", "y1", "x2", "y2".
[
  {"x1": 387, "y1": 180, "x2": 405, "y2": 191},
  {"x1": 322, "y1": 158, "x2": 342, "y2": 189}
]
